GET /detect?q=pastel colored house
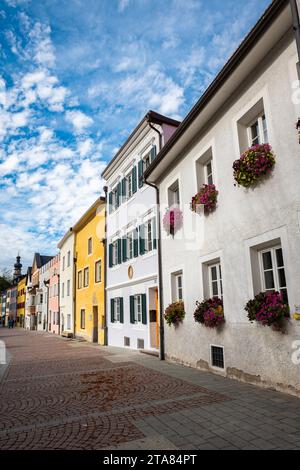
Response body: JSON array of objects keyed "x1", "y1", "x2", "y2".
[
  {"x1": 57, "y1": 229, "x2": 75, "y2": 336},
  {"x1": 74, "y1": 197, "x2": 106, "y2": 344},
  {"x1": 37, "y1": 259, "x2": 52, "y2": 332},
  {"x1": 102, "y1": 111, "x2": 180, "y2": 352},
  {"x1": 17, "y1": 276, "x2": 26, "y2": 328},
  {"x1": 145, "y1": 0, "x2": 300, "y2": 396},
  {"x1": 27, "y1": 253, "x2": 53, "y2": 330},
  {"x1": 47, "y1": 254, "x2": 60, "y2": 335}
]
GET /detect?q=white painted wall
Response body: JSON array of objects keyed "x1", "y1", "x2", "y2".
[
  {"x1": 37, "y1": 265, "x2": 50, "y2": 332},
  {"x1": 59, "y1": 233, "x2": 75, "y2": 334},
  {"x1": 157, "y1": 31, "x2": 300, "y2": 396}
]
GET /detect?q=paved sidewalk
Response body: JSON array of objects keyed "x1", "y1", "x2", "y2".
[{"x1": 0, "y1": 328, "x2": 300, "y2": 450}]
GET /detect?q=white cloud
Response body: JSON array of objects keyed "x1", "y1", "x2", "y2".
[
  {"x1": 65, "y1": 110, "x2": 93, "y2": 133},
  {"x1": 118, "y1": 0, "x2": 130, "y2": 12}
]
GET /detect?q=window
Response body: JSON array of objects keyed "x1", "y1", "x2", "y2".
[
  {"x1": 67, "y1": 280, "x2": 70, "y2": 296},
  {"x1": 204, "y1": 160, "x2": 214, "y2": 185},
  {"x1": 175, "y1": 274, "x2": 183, "y2": 301},
  {"x1": 113, "y1": 241, "x2": 118, "y2": 266},
  {"x1": 95, "y1": 260, "x2": 102, "y2": 283},
  {"x1": 67, "y1": 314, "x2": 71, "y2": 330},
  {"x1": 209, "y1": 263, "x2": 223, "y2": 299},
  {"x1": 110, "y1": 185, "x2": 120, "y2": 212},
  {"x1": 127, "y1": 231, "x2": 134, "y2": 260},
  {"x1": 196, "y1": 147, "x2": 214, "y2": 190},
  {"x1": 80, "y1": 309, "x2": 85, "y2": 329},
  {"x1": 115, "y1": 298, "x2": 121, "y2": 323},
  {"x1": 62, "y1": 282, "x2": 65, "y2": 298},
  {"x1": 78, "y1": 270, "x2": 83, "y2": 289},
  {"x1": 211, "y1": 346, "x2": 224, "y2": 369},
  {"x1": 143, "y1": 152, "x2": 151, "y2": 171},
  {"x1": 237, "y1": 98, "x2": 269, "y2": 152},
  {"x1": 171, "y1": 271, "x2": 183, "y2": 302},
  {"x1": 126, "y1": 172, "x2": 133, "y2": 200},
  {"x1": 144, "y1": 218, "x2": 154, "y2": 253},
  {"x1": 248, "y1": 114, "x2": 268, "y2": 146},
  {"x1": 67, "y1": 251, "x2": 71, "y2": 267},
  {"x1": 88, "y1": 237, "x2": 92, "y2": 255},
  {"x1": 259, "y1": 246, "x2": 288, "y2": 302},
  {"x1": 168, "y1": 180, "x2": 180, "y2": 208},
  {"x1": 62, "y1": 256, "x2": 65, "y2": 271},
  {"x1": 134, "y1": 294, "x2": 142, "y2": 323},
  {"x1": 84, "y1": 267, "x2": 89, "y2": 287}
]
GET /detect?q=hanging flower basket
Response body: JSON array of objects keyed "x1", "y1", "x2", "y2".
[
  {"x1": 164, "y1": 301, "x2": 185, "y2": 327},
  {"x1": 233, "y1": 143, "x2": 275, "y2": 188},
  {"x1": 163, "y1": 207, "x2": 183, "y2": 236},
  {"x1": 190, "y1": 185, "x2": 218, "y2": 215},
  {"x1": 245, "y1": 291, "x2": 290, "y2": 332},
  {"x1": 297, "y1": 119, "x2": 300, "y2": 144},
  {"x1": 194, "y1": 297, "x2": 224, "y2": 328}
]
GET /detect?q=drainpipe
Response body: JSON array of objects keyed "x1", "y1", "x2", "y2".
[
  {"x1": 290, "y1": 0, "x2": 300, "y2": 62},
  {"x1": 44, "y1": 279, "x2": 50, "y2": 332},
  {"x1": 103, "y1": 186, "x2": 108, "y2": 346}
]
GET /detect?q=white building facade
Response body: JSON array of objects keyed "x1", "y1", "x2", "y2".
[
  {"x1": 58, "y1": 230, "x2": 75, "y2": 335},
  {"x1": 37, "y1": 261, "x2": 51, "y2": 332},
  {"x1": 145, "y1": 1, "x2": 300, "y2": 396},
  {"x1": 102, "y1": 111, "x2": 179, "y2": 351}
]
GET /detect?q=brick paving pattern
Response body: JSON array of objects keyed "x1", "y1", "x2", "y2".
[{"x1": 0, "y1": 328, "x2": 300, "y2": 450}]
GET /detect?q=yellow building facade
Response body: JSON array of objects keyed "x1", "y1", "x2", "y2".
[
  {"x1": 17, "y1": 276, "x2": 26, "y2": 327},
  {"x1": 74, "y1": 197, "x2": 106, "y2": 345}
]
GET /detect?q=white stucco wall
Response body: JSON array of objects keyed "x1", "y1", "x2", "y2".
[
  {"x1": 37, "y1": 265, "x2": 50, "y2": 332},
  {"x1": 158, "y1": 31, "x2": 300, "y2": 396},
  {"x1": 59, "y1": 233, "x2": 75, "y2": 333}
]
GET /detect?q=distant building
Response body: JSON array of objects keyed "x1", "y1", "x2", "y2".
[
  {"x1": 57, "y1": 229, "x2": 75, "y2": 336},
  {"x1": 47, "y1": 254, "x2": 60, "y2": 335}
]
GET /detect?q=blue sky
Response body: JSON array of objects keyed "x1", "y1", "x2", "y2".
[{"x1": 0, "y1": 0, "x2": 271, "y2": 274}]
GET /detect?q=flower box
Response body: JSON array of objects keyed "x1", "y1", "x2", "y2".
[
  {"x1": 233, "y1": 143, "x2": 275, "y2": 188},
  {"x1": 163, "y1": 207, "x2": 183, "y2": 236},
  {"x1": 190, "y1": 185, "x2": 218, "y2": 215},
  {"x1": 194, "y1": 297, "x2": 224, "y2": 328},
  {"x1": 245, "y1": 291, "x2": 290, "y2": 332},
  {"x1": 164, "y1": 301, "x2": 185, "y2": 327}
]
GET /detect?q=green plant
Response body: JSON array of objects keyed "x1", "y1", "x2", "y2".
[{"x1": 164, "y1": 301, "x2": 185, "y2": 327}]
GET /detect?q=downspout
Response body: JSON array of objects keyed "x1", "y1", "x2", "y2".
[
  {"x1": 290, "y1": 0, "x2": 300, "y2": 62},
  {"x1": 144, "y1": 116, "x2": 165, "y2": 361},
  {"x1": 103, "y1": 186, "x2": 108, "y2": 346}
]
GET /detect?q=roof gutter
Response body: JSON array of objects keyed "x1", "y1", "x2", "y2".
[{"x1": 290, "y1": 0, "x2": 300, "y2": 61}]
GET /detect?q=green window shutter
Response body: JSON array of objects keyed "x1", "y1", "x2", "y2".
[
  {"x1": 153, "y1": 217, "x2": 157, "y2": 250},
  {"x1": 138, "y1": 160, "x2": 144, "y2": 188},
  {"x1": 121, "y1": 178, "x2": 127, "y2": 202},
  {"x1": 142, "y1": 294, "x2": 147, "y2": 324},
  {"x1": 111, "y1": 298, "x2": 115, "y2": 323},
  {"x1": 122, "y1": 236, "x2": 127, "y2": 262},
  {"x1": 150, "y1": 145, "x2": 157, "y2": 162},
  {"x1": 134, "y1": 228, "x2": 139, "y2": 258},
  {"x1": 130, "y1": 296, "x2": 135, "y2": 324},
  {"x1": 139, "y1": 224, "x2": 145, "y2": 255},
  {"x1": 109, "y1": 192, "x2": 113, "y2": 212},
  {"x1": 117, "y1": 182, "x2": 121, "y2": 207},
  {"x1": 109, "y1": 243, "x2": 113, "y2": 268},
  {"x1": 120, "y1": 298, "x2": 124, "y2": 324},
  {"x1": 117, "y1": 238, "x2": 122, "y2": 264},
  {"x1": 132, "y1": 166, "x2": 137, "y2": 193}
]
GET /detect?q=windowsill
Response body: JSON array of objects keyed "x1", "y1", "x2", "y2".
[
  {"x1": 141, "y1": 249, "x2": 157, "y2": 260},
  {"x1": 132, "y1": 324, "x2": 146, "y2": 331},
  {"x1": 111, "y1": 323, "x2": 123, "y2": 329}
]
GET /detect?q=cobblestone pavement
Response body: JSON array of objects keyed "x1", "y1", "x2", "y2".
[{"x1": 0, "y1": 329, "x2": 300, "y2": 450}]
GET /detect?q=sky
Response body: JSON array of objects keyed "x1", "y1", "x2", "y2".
[{"x1": 0, "y1": 0, "x2": 271, "y2": 275}]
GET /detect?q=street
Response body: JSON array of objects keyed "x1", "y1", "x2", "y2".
[{"x1": 0, "y1": 329, "x2": 300, "y2": 450}]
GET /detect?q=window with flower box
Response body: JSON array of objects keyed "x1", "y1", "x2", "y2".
[
  {"x1": 195, "y1": 147, "x2": 214, "y2": 190},
  {"x1": 237, "y1": 98, "x2": 269, "y2": 152},
  {"x1": 168, "y1": 180, "x2": 180, "y2": 208}
]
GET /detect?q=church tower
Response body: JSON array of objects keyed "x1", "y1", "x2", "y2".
[{"x1": 13, "y1": 254, "x2": 23, "y2": 282}]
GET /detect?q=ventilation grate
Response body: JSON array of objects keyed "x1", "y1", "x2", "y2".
[
  {"x1": 211, "y1": 346, "x2": 224, "y2": 369},
  {"x1": 124, "y1": 336, "x2": 130, "y2": 347},
  {"x1": 137, "y1": 338, "x2": 144, "y2": 350}
]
